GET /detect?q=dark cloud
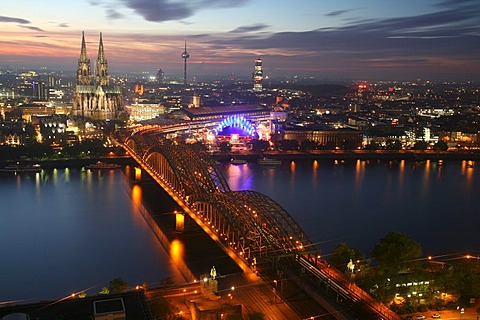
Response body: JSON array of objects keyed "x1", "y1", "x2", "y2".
[
  {"x1": 0, "y1": 16, "x2": 30, "y2": 24},
  {"x1": 437, "y1": 0, "x2": 478, "y2": 7},
  {"x1": 58, "y1": 23, "x2": 69, "y2": 28},
  {"x1": 190, "y1": 33, "x2": 211, "y2": 38},
  {"x1": 325, "y1": 10, "x2": 351, "y2": 17},
  {"x1": 198, "y1": 2, "x2": 480, "y2": 79},
  {"x1": 19, "y1": 25, "x2": 45, "y2": 32},
  {"x1": 118, "y1": 0, "x2": 250, "y2": 22},
  {"x1": 229, "y1": 23, "x2": 269, "y2": 33},
  {"x1": 106, "y1": 8, "x2": 123, "y2": 19},
  {"x1": 119, "y1": 0, "x2": 191, "y2": 22},
  {"x1": 87, "y1": 0, "x2": 102, "y2": 6}
]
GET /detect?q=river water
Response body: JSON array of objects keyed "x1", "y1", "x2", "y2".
[
  {"x1": 1, "y1": 159, "x2": 479, "y2": 302},
  {"x1": 0, "y1": 166, "x2": 179, "y2": 302},
  {"x1": 220, "y1": 159, "x2": 480, "y2": 257}
]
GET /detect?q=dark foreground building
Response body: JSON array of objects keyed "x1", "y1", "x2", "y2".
[{"x1": 0, "y1": 291, "x2": 152, "y2": 320}]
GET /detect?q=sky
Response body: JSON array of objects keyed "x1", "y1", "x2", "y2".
[{"x1": 1, "y1": 0, "x2": 479, "y2": 81}]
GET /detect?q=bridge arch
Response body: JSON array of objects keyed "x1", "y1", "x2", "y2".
[
  {"x1": 190, "y1": 190, "x2": 315, "y2": 264},
  {"x1": 144, "y1": 151, "x2": 184, "y2": 197},
  {"x1": 141, "y1": 138, "x2": 230, "y2": 197},
  {"x1": 124, "y1": 130, "x2": 315, "y2": 264},
  {"x1": 125, "y1": 134, "x2": 148, "y2": 158}
]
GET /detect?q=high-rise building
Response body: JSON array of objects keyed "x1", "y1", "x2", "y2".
[
  {"x1": 32, "y1": 80, "x2": 47, "y2": 100},
  {"x1": 253, "y1": 57, "x2": 263, "y2": 92},
  {"x1": 72, "y1": 32, "x2": 123, "y2": 120},
  {"x1": 156, "y1": 68, "x2": 165, "y2": 84},
  {"x1": 191, "y1": 92, "x2": 200, "y2": 108},
  {"x1": 181, "y1": 41, "x2": 190, "y2": 86}
]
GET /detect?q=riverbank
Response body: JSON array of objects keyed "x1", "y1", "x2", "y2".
[
  {"x1": 0, "y1": 156, "x2": 136, "y2": 169},
  {"x1": 212, "y1": 150, "x2": 480, "y2": 162},
  {"x1": 1, "y1": 150, "x2": 479, "y2": 170}
]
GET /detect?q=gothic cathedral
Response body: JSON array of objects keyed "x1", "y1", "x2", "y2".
[{"x1": 72, "y1": 32, "x2": 123, "y2": 120}]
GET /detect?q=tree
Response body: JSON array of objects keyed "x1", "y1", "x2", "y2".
[
  {"x1": 24, "y1": 123, "x2": 37, "y2": 142},
  {"x1": 371, "y1": 232, "x2": 423, "y2": 273},
  {"x1": 321, "y1": 140, "x2": 337, "y2": 150},
  {"x1": 433, "y1": 140, "x2": 448, "y2": 151},
  {"x1": 108, "y1": 278, "x2": 128, "y2": 294},
  {"x1": 329, "y1": 242, "x2": 364, "y2": 270},
  {"x1": 21, "y1": 141, "x2": 54, "y2": 159},
  {"x1": 275, "y1": 139, "x2": 299, "y2": 151},
  {"x1": 148, "y1": 296, "x2": 183, "y2": 320},
  {"x1": 385, "y1": 139, "x2": 402, "y2": 150},
  {"x1": 365, "y1": 141, "x2": 380, "y2": 150},
  {"x1": 300, "y1": 139, "x2": 317, "y2": 151},
  {"x1": 413, "y1": 141, "x2": 429, "y2": 150},
  {"x1": 219, "y1": 141, "x2": 231, "y2": 153},
  {"x1": 249, "y1": 139, "x2": 270, "y2": 152}
]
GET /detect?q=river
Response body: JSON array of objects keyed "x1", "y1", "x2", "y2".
[
  {"x1": 1, "y1": 158, "x2": 479, "y2": 302},
  {"x1": 220, "y1": 158, "x2": 480, "y2": 257},
  {"x1": 0, "y1": 166, "x2": 180, "y2": 302}
]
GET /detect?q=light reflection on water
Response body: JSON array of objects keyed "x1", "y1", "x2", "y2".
[
  {"x1": 0, "y1": 168, "x2": 175, "y2": 302},
  {"x1": 220, "y1": 159, "x2": 480, "y2": 257},
  {"x1": 2, "y1": 159, "x2": 479, "y2": 301}
]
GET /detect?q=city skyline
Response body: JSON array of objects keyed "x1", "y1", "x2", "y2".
[{"x1": 1, "y1": 0, "x2": 479, "y2": 81}]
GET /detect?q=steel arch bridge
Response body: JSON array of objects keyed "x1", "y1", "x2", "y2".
[
  {"x1": 123, "y1": 131, "x2": 317, "y2": 266},
  {"x1": 120, "y1": 129, "x2": 401, "y2": 320}
]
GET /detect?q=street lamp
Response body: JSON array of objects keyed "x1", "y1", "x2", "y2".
[{"x1": 273, "y1": 280, "x2": 277, "y2": 304}]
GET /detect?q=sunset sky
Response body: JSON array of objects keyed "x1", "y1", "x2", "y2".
[{"x1": 1, "y1": 0, "x2": 479, "y2": 81}]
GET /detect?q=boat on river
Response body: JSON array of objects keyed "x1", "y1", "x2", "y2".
[
  {"x1": 85, "y1": 161, "x2": 121, "y2": 170},
  {"x1": 231, "y1": 158, "x2": 247, "y2": 165},
  {"x1": 0, "y1": 163, "x2": 42, "y2": 173},
  {"x1": 257, "y1": 157, "x2": 282, "y2": 165}
]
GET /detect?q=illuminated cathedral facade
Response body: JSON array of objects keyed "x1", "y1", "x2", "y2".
[{"x1": 72, "y1": 32, "x2": 123, "y2": 120}]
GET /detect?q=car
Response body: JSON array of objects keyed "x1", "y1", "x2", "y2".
[
  {"x1": 416, "y1": 315, "x2": 426, "y2": 320},
  {"x1": 431, "y1": 314, "x2": 441, "y2": 319}
]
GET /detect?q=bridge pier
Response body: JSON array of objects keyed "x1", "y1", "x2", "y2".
[{"x1": 175, "y1": 211, "x2": 185, "y2": 233}]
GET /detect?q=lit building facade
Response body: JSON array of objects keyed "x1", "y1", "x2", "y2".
[
  {"x1": 282, "y1": 126, "x2": 363, "y2": 149},
  {"x1": 127, "y1": 103, "x2": 166, "y2": 122},
  {"x1": 253, "y1": 57, "x2": 263, "y2": 92},
  {"x1": 72, "y1": 32, "x2": 123, "y2": 120}
]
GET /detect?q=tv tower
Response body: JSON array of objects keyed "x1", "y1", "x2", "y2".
[{"x1": 181, "y1": 41, "x2": 190, "y2": 86}]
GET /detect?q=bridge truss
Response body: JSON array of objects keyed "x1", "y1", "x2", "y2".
[
  {"x1": 121, "y1": 128, "x2": 401, "y2": 320},
  {"x1": 124, "y1": 130, "x2": 317, "y2": 266}
]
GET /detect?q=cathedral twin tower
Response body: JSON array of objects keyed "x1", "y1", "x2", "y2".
[{"x1": 72, "y1": 32, "x2": 123, "y2": 120}]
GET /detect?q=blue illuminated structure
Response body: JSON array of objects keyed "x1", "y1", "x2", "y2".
[{"x1": 214, "y1": 116, "x2": 256, "y2": 137}]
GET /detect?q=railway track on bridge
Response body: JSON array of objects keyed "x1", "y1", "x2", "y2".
[{"x1": 116, "y1": 129, "x2": 401, "y2": 320}]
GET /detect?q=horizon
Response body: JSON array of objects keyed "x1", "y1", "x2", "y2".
[{"x1": 1, "y1": 0, "x2": 480, "y2": 82}]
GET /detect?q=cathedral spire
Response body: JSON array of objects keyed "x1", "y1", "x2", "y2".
[
  {"x1": 77, "y1": 31, "x2": 92, "y2": 85},
  {"x1": 97, "y1": 32, "x2": 105, "y2": 63},
  {"x1": 80, "y1": 31, "x2": 88, "y2": 62},
  {"x1": 95, "y1": 32, "x2": 109, "y2": 86}
]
